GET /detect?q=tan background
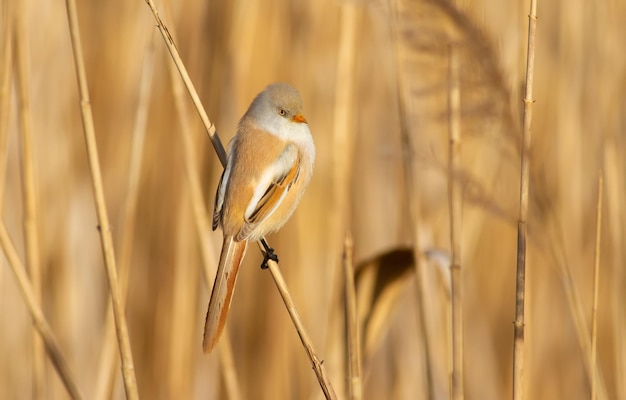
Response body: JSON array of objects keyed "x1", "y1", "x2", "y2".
[{"x1": 1, "y1": 0, "x2": 625, "y2": 399}]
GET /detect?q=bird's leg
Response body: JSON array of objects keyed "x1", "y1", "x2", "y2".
[{"x1": 260, "y1": 238, "x2": 279, "y2": 269}]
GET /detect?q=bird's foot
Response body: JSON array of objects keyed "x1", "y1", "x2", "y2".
[
  {"x1": 261, "y1": 248, "x2": 279, "y2": 269},
  {"x1": 260, "y1": 239, "x2": 279, "y2": 269}
]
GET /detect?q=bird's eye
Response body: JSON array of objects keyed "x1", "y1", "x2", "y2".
[{"x1": 278, "y1": 109, "x2": 287, "y2": 117}]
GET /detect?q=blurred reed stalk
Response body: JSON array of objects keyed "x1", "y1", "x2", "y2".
[
  {"x1": 93, "y1": 31, "x2": 156, "y2": 400},
  {"x1": 327, "y1": 3, "x2": 360, "y2": 396},
  {"x1": 168, "y1": 199, "x2": 203, "y2": 399},
  {"x1": 447, "y1": 44, "x2": 463, "y2": 400},
  {"x1": 513, "y1": 0, "x2": 537, "y2": 399},
  {"x1": 545, "y1": 215, "x2": 608, "y2": 399},
  {"x1": 0, "y1": 0, "x2": 11, "y2": 210},
  {"x1": 343, "y1": 233, "x2": 362, "y2": 400},
  {"x1": 163, "y1": 2, "x2": 240, "y2": 394},
  {"x1": 591, "y1": 172, "x2": 603, "y2": 400},
  {"x1": 390, "y1": 0, "x2": 435, "y2": 397},
  {"x1": 604, "y1": 136, "x2": 625, "y2": 400},
  {"x1": 329, "y1": 0, "x2": 359, "y2": 261},
  {"x1": 170, "y1": 60, "x2": 242, "y2": 399},
  {"x1": 64, "y1": 0, "x2": 139, "y2": 398},
  {"x1": 0, "y1": 220, "x2": 83, "y2": 400},
  {"x1": 144, "y1": 1, "x2": 241, "y2": 396},
  {"x1": 13, "y1": 3, "x2": 45, "y2": 397},
  {"x1": 144, "y1": 2, "x2": 338, "y2": 398}
]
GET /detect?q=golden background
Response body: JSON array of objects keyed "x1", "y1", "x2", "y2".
[{"x1": 0, "y1": 0, "x2": 625, "y2": 399}]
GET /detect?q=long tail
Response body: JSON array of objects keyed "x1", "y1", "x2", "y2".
[{"x1": 203, "y1": 236, "x2": 247, "y2": 353}]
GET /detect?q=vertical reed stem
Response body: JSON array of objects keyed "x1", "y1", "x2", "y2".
[
  {"x1": 93, "y1": 32, "x2": 155, "y2": 400},
  {"x1": 13, "y1": 4, "x2": 44, "y2": 397},
  {"x1": 513, "y1": 1, "x2": 538, "y2": 399},
  {"x1": 0, "y1": 0, "x2": 11, "y2": 209},
  {"x1": 64, "y1": 0, "x2": 139, "y2": 398},
  {"x1": 327, "y1": 4, "x2": 360, "y2": 396},
  {"x1": 343, "y1": 233, "x2": 362, "y2": 400},
  {"x1": 447, "y1": 44, "x2": 464, "y2": 400},
  {"x1": 591, "y1": 173, "x2": 603, "y2": 400},
  {"x1": 390, "y1": 0, "x2": 436, "y2": 397},
  {"x1": 604, "y1": 140, "x2": 626, "y2": 400}
]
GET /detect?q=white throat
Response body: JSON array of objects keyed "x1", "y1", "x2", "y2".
[{"x1": 257, "y1": 116, "x2": 315, "y2": 163}]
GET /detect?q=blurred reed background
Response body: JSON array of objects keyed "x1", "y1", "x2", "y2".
[{"x1": 1, "y1": 0, "x2": 625, "y2": 399}]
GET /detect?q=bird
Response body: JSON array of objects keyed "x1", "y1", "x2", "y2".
[{"x1": 202, "y1": 83, "x2": 315, "y2": 353}]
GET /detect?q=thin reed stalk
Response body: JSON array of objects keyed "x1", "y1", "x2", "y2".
[
  {"x1": 390, "y1": 0, "x2": 436, "y2": 397},
  {"x1": 167, "y1": 197, "x2": 198, "y2": 399},
  {"x1": 14, "y1": 3, "x2": 45, "y2": 397},
  {"x1": 0, "y1": 220, "x2": 84, "y2": 400},
  {"x1": 143, "y1": 2, "x2": 338, "y2": 399},
  {"x1": 603, "y1": 137, "x2": 626, "y2": 400},
  {"x1": 93, "y1": 32, "x2": 156, "y2": 400},
  {"x1": 343, "y1": 233, "x2": 362, "y2": 400},
  {"x1": 330, "y1": 1, "x2": 359, "y2": 254},
  {"x1": 591, "y1": 172, "x2": 603, "y2": 400},
  {"x1": 171, "y1": 79, "x2": 242, "y2": 397},
  {"x1": 143, "y1": 0, "x2": 227, "y2": 165},
  {"x1": 326, "y1": 3, "x2": 360, "y2": 396},
  {"x1": 266, "y1": 259, "x2": 339, "y2": 400},
  {"x1": 164, "y1": 4, "x2": 240, "y2": 394},
  {"x1": 512, "y1": 1, "x2": 538, "y2": 399},
  {"x1": 0, "y1": 0, "x2": 13, "y2": 282},
  {"x1": 447, "y1": 44, "x2": 463, "y2": 400},
  {"x1": 64, "y1": 0, "x2": 139, "y2": 398},
  {"x1": 543, "y1": 216, "x2": 608, "y2": 400}
]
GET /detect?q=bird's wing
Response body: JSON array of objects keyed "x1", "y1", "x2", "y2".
[
  {"x1": 212, "y1": 152, "x2": 234, "y2": 231},
  {"x1": 237, "y1": 145, "x2": 300, "y2": 241}
]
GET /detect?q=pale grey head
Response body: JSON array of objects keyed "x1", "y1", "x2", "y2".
[
  {"x1": 242, "y1": 83, "x2": 311, "y2": 145},
  {"x1": 244, "y1": 83, "x2": 306, "y2": 125}
]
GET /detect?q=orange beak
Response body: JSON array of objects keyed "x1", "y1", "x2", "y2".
[{"x1": 292, "y1": 113, "x2": 307, "y2": 124}]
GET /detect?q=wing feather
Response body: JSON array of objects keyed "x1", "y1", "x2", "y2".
[
  {"x1": 213, "y1": 153, "x2": 234, "y2": 231},
  {"x1": 236, "y1": 146, "x2": 300, "y2": 241}
]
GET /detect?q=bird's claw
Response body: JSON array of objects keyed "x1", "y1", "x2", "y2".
[{"x1": 261, "y1": 247, "x2": 279, "y2": 269}]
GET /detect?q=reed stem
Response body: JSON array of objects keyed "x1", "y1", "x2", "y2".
[{"x1": 512, "y1": 1, "x2": 538, "y2": 399}]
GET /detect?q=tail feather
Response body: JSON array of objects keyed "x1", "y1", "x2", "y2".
[{"x1": 203, "y1": 236, "x2": 247, "y2": 353}]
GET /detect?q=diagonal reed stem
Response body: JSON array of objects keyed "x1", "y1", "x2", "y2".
[
  {"x1": 64, "y1": 0, "x2": 139, "y2": 398},
  {"x1": 544, "y1": 217, "x2": 609, "y2": 400},
  {"x1": 267, "y1": 259, "x2": 339, "y2": 400},
  {"x1": 143, "y1": 0, "x2": 227, "y2": 165},
  {"x1": 512, "y1": 1, "x2": 538, "y2": 399},
  {"x1": 163, "y1": 5, "x2": 240, "y2": 395},
  {"x1": 143, "y1": 1, "x2": 337, "y2": 398},
  {"x1": 0, "y1": 220, "x2": 84, "y2": 400}
]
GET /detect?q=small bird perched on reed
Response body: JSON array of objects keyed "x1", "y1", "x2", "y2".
[{"x1": 203, "y1": 83, "x2": 315, "y2": 353}]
